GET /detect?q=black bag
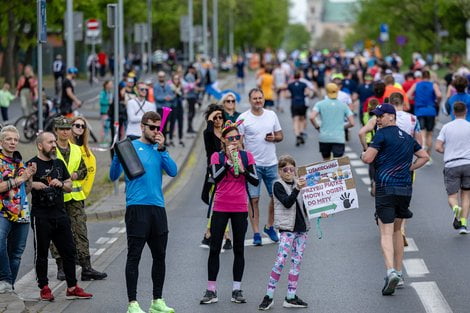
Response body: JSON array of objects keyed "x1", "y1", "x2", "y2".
[{"x1": 114, "y1": 138, "x2": 145, "y2": 179}]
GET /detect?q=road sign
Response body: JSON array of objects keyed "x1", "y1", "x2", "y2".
[
  {"x1": 39, "y1": 0, "x2": 47, "y2": 43},
  {"x1": 86, "y1": 19, "x2": 100, "y2": 37},
  {"x1": 379, "y1": 23, "x2": 389, "y2": 42},
  {"x1": 134, "y1": 23, "x2": 148, "y2": 43},
  {"x1": 107, "y1": 4, "x2": 117, "y2": 28},
  {"x1": 180, "y1": 15, "x2": 189, "y2": 43}
]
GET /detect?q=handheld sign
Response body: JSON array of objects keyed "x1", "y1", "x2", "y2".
[{"x1": 297, "y1": 157, "x2": 359, "y2": 219}]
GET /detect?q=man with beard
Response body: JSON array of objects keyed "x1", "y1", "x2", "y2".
[
  {"x1": 29, "y1": 132, "x2": 92, "y2": 301},
  {"x1": 110, "y1": 111, "x2": 177, "y2": 313}
]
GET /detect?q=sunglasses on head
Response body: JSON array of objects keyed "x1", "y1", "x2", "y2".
[
  {"x1": 224, "y1": 99, "x2": 236, "y2": 103},
  {"x1": 213, "y1": 115, "x2": 223, "y2": 120},
  {"x1": 143, "y1": 123, "x2": 159, "y2": 131},
  {"x1": 226, "y1": 135, "x2": 241, "y2": 142},
  {"x1": 282, "y1": 167, "x2": 296, "y2": 173},
  {"x1": 72, "y1": 124, "x2": 86, "y2": 129}
]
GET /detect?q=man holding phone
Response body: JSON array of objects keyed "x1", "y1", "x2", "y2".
[{"x1": 237, "y1": 88, "x2": 284, "y2": 246}]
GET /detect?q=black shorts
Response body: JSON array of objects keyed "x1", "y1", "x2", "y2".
[
  {"x1": 125, "y1": 205, "x2": 168, "y2": 238},
  {"x1": 291, "y1": 105, "x2": 307, "y2": 117},
  {"x1": 319, "y1": 142, "x2": 345, "y2": 159},
  {"x1": 375, "y1": 187, "x2": 413, "y2": 224},
  {"x1": 444, "y1": 164, "x2": 470, "y2": 195},
  {"x1": 264, "y1": 100, "x2": 274, "y2": 107},
  {"x1": 417, "y1": 116, "x2": 435, "y2": 132}
]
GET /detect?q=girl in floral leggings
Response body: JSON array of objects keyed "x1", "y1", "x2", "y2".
[{"x1": 258, "y1": 155, "x2": 327, "y2": 310}]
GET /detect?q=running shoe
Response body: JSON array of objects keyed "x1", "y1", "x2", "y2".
[
  {"x1": 0, "y1": 281, "x2": 12, "y2": 294},
  {"x1": 223, "y1": 238, "x2": 233, "y2": 250},
  {"x1": 149, "y1": 299, "x2": 174, "y2": 313},
  {"x1": 258, "y1": 295, "x2": 273, "y2": 310},
  {"x1": 126, "y1": 301, "x2": 145, "y2": 313},
  {"x1": 231, "y1": 289, "x2": 246, "y2": 303},
  {"x1": 396, "y1": 274, "x2": 405, "y2": 289},
  {"x1": 283, "y1": 295, "x2": 308, "y2": 308},
  {"x1": 264, "y1": 226, "x2": 279, "y2": 242},
  {"x1": 382, "y1": 271, "x2": 399, "y2": 296},
  {"x1": 200, "y1": 290, "x2": 218, "y2": 304},
  {"x1": 201, "y1": 235, "x2": 211, "y2": 248},
  {"x1": 453, "y1": 206, "x2": 462, "y2": 230},
  {"x1": 65, "y1": 285, "x2": 93, "y2": 299},
  {"x1": 253, "y1": 233, "x2": 262, "y2": 246},
  {"x1": 459, "y1": 226, "x2": 469, "y2": 235},
  {"x1": 40, "y1": 285, "x2": 54, "y2": 301}
]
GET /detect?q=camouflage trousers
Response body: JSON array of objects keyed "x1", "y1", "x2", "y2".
[{"x1": 50, "y1": 200, "x2": 90, "y2": 265}]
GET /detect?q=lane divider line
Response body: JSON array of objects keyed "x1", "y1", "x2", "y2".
[
  {"x1": 95, "y1": 237, "x2": 111, "y2": 244},
  {"x1": 354, "y1": 168, "x2": 369, "y2": 175},
  {"x1": 404, "y1": 238, "x2": 419, "y2": 252},
  {"x1": 403, "y1": 258, "x2": 430, "y2": 277},
  {"x1": 411, "y1": 281, "x2": 453, "y2": 313}
]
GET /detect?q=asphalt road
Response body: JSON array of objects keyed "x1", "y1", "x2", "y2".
[{"x1": 18, "y1": 76, "x2": 470, "y2": 313}]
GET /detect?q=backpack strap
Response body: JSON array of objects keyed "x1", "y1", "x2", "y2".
[
  {"x1": 239, "y1": 150, "x2": 255, "y2": 218},
  {"x1": 205, "y1": 151, "x2": 226, "y2": 218}
]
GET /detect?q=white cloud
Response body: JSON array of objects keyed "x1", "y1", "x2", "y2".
[{"x1": 289, "y1": 0, "x2": 307, "y2": 24}]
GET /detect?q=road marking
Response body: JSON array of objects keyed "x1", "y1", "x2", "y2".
[
  {"x1": 345, "y1": 152, "x2": 359, "y2": 159},
  {"x1": 107, "y1": 237, "x2": 118, "y2": 244},
  {"x1": 404, "y1": 238, "x2": 419, "y2": 252},
  {"x1": 94, "y1": 248, "x2": 106, "y2": 256},
  {"x1": 411, "y1": 281, "x2": 453, "y2": 313},
  {"x1": 244, "y1": 237, "x2": 277, "y2": 247},
  {"x1": 345, "y1": 146, "x2": 352, "y2": 152},
  {"x1": 96, "y1": 237, "x2": 111, "y2": 244},
  {"x1": 118, "y1": 227, "x2": 127, "y2": 233},
  {"x1": 361, "y1": 177, "x2": 371, "y2": 185},
  {"x1": 403, "y1": 258, "x2": 430, "y2": 277},
  {"x1": 350, "y1": 160, "x2": 364, "y2": 167},
  {"x1": 354, "y1": 167, "x2": 369, "y2": 175},
  {"x1": 119, "y1": 219, "x2": 125, "y2": 224},
  {"x1": 89, "y1": 248, "x2": 97, "y2": 255},
  {"x1": 108, "y1": 227, "x2": 121, "y2": 234}
]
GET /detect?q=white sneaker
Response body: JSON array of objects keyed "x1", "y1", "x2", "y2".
[
  {"x1": 459, "y1": 226, "x2": 469, "y2": 235},
  {"x1": 396, "y1": 275, "x2": 405, "y2": 289},
  {"x1": 0, "y1": 280, "x2": 13, "y2": 293}
]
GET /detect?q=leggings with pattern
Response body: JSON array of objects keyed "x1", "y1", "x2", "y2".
[{"x1": 266, "y1": 231, "x2": 308, "y2": 296}]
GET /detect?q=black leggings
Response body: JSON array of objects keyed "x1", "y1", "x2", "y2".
[
  {"x1": 125, "y1": 205, "x2": 169, "y2": 302},
  {"x1": 187, "y1": 98, "x2": 197, "y2": 132},
  {"x1": 208, "y1": 211, "x2": 248, "y2": 282},
  {"x1": 169, "y1": 99, "x2": 183, "y2": 141}
]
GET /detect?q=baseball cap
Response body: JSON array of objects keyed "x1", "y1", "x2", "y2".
[
  {"x1": 331, "y1": 73, "x2": 344, "y2": 81},
  {"x1": 326, "y1": 83, "x2": 339, "y2": 99},
  {"x1": 371, "y1": 103, "x2": 396, "y2": 116},
  {"x1": 54, "y1": 117, "x2": 72, "y2": 129},
  {"x1": 414, "y1": 70, "x2": 422, "y2": 78},
  {"x1": 365, "y1": 73, "x2": 373, "y2": 80},
  {"x1": 67, "y1": 67, "x2": 78, "y2": 74}
]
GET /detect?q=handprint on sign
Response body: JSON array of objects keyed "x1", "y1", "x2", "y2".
[{"x1": 340, "y1": 192, "x2": 355, "y2": 208}]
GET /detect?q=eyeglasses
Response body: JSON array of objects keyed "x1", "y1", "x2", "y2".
[
  {"x1": 282, "y1": 167, "x2": 296, "y2": 173},
  {"x1": 224, "y1": 99, "x2": 236, "y2": 103},
  {"x1": 213, "y1": 115, "x2": 223, "y2": 120},
  {"x1": 72, "y1": 124, "x2": 86, "y2": 129},
  {"x1": 226, "y1": 135, "x2": 241, "y2": 142},
  {"x1": 139, "y1": 88, "x2": 148, "y2": 92},
  {"x1": 143, "y1": 123, "x2": 160, "y2": 131}
]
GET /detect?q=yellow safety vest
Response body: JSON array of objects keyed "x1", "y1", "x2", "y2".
[
  {"x1": 78, "y1": 145, "x2": 96, "y2": 199},
  {"x1": 56, "y1": 142, "x2": 86, "y2": 202}
]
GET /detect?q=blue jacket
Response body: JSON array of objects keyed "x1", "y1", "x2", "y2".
[
  {"x1": 109, "y1": 140, "x2": 178, "y2": 207},
  {"x1": 153, "y1": 83, "x2": 175, "y2": 109}
]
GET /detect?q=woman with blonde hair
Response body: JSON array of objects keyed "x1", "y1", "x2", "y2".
[{"x1": 219, "y1": 92, "x2": 240, "y2": 123}]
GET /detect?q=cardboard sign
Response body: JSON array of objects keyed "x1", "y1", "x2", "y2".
[{"x1": 297, "y1": 157, "x2": 359, "y2": 219}]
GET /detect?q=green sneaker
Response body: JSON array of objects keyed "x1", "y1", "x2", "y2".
[
  {"x1": 127, "y1": 301, "x2": 145, "y2": 313},
  {"x1": 149, "y1": 299, "x2": 175, "y2": 313}
]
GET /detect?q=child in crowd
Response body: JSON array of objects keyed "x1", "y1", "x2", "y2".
[
  {"x1": 259, "y1": 155, "x2": 327, "y2": 310},
  {"x1": 0, "y1": 82, "x2": 16, "y2": 122}
]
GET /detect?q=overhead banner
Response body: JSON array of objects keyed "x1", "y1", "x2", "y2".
[{"x1": 297, "y1": 157, "x2": 358, "y2": 219}]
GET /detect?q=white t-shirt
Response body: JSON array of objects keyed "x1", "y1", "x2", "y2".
[
  {"x1": 273, "y1": 67, "x2": 287, "y2": 87},
  {"x1": 396, "y1": 111, "x2": 420, "y2": 138},
  {"x1": 237, "y1": 109, "x2": 282, "y2": 167},
  {"x1": 126, "y1": 98, "x2": 157, "y2": 137},
  {"x1": 437, "y1": 119, "x2": 470, "y2": 168}
]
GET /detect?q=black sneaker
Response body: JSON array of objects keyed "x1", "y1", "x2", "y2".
[
  {"x1": 223, "y1": 239, "x2": 232, "y2": 250},
  {"x1": 56, "y1": 269, "x2": 65, "y2": 281},
  {"x1": 231, "y1": 289, "x2": 246, "y2": 303},
  {"x1": 201, "y1": 236, "x2": 211, "y2": 248},
  {"x1": 382, "y1": 271, "x2": 399, "y2": 296},
  {"x1": 200, "y1": 290, "x2": 218, "y2": 304},
  {"x1": 258, "y1": 295, "x2": 273, "y2": 310},
  {"x1": 81, "y1": 267, "x2": 107, "y2": 281},
  {"x1": 453, "y1": 218, "x2": 461, "y2": 230},
  {"x1": 283, "y1": 295, "x2": 308, "y2": 308},
  {"x1": 295, "y1": 136, "x2": 302, "y2": 147}
]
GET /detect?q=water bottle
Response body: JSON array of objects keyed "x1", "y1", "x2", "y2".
[{"x1": 232, "y1": 150, "x2": 240, "y2": 176}]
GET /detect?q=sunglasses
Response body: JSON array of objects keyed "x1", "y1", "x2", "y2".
[
  {"x1": 72, "y1": 124, "x2": 86, "y2": 129},
  {"x1": 213, "y1": 115, "x2": 223, "y2": 120},
  {"x1": 224, "y1": 99, "x2": 236, "y2": 103},
  {"x1": 282, "y1": 167, "x2": 296, "y2": 173},
  {"x1": 226, "y1": 135, "x2": 241, "y2": 142},
  {"x1": 143, "y1": 123, "x2": 160, "y2": 131},
  {"x1": 139, "y1": 88, "x2": 148, "y2": 92}
]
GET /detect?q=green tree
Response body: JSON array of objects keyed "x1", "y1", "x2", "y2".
[{"x1": 282, "y1": 23, "x2": 311, "y2": 51}]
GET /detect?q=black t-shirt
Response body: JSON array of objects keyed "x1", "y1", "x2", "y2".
[
  {"x1": 28, "y1": 157, "x2": 70, "y2": 218},
  {"x1": 61, "y1": 78, "x2": 74, "y2": 105},
  {"x1": 287, "y1": 81, "x2": 307, "y2": 106}
]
